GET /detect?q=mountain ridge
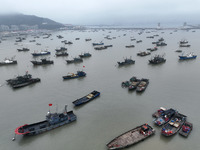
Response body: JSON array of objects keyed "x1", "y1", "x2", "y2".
[{"x1": 0, "y1": 14, "x2": 65, "y2": 30}]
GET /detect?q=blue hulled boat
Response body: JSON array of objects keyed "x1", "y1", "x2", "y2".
[
  {"x1": 179, "y1": 53, "x2": 197, "y2": 60},
  {"x1": 63, "y1": 71, "x2": 86, "y2": 80},
  {"x1": 92, "y1": 42, "x2": 104, "y2": 46},
  {"x1": 72, "y1": 90, "x2": 100, "y2": 106}
]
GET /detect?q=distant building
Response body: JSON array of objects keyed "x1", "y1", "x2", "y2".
[
  {"x1": 0, "y1": 25, "x2": 10, "y2": 31},
  {"x1": 19, "y1": 25, "x2": 38, "y2": 30},
  {"x1": 10, "y1": 25, "x2": 19, "y2": 31}
]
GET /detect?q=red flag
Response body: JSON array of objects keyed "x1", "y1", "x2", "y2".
[{"x1": 49, "y1": 103, "x2": 52, "y2": 106}]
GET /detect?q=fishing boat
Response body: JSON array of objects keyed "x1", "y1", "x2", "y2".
[
  {"x1": 136, "y1": 40, "x2": 142, "y2": 43},
  {"x1": 156, "y1": 42, "x2": 167, "y2": 46},
  {"x1": 106, "y1": 124, "x2": 155, "y2": 150},
  {"x1": 0, "y1": 58, "x2": 17, "y2": 66},
  {"x1": 152, "y1": 41, "x2": 160, "y2": 44},
  {"x1": 128, "y1": 77, "x2": 141, "y2": 90},
  {"x1": 64, "y1": 41, "x2": 73, "y2": 44},
  {"x1": 137, "y1": 51, "x2": 151, "y2": 56},
  {"x1": 36, "y1": 43, "x2": 41, "y2": 45},
  {"x1": 104, "y1": 45, "x2": 113, "y2": 48},
  {"x1": 17, "y1": 48, "x2": 30, "y2": 52},
  {"x1": 179, "y1": 53, "x2": 197, "y2": 60},
  {"x1": 31, "y1": 59, "x2": 54, "y2": 65},
  {"x1": 7, "y1": 72, "x2": 40, "y2": 88},
  {"x1": 66, "y1": 57, "x2": 83, "y2": 64},
  {"x1": 63, "y1": 71, "x2": 86, "y2": 80},
  {"x1": 125, "y1": 45, "x2": 135, "y2": 48},
  {"x1": 152, "y1": 107, "x2": 167, "y2": 118},
  {"x1": 32, "y1": 51, "x2": 51, "y2": 56},
  {"x1": 121, "y1": 81, "x2": 131, "y2": 88},
  {"x1": 85, "y1": 38, "x2": 91, "y2": 41},
  {"x1": 158, "y1": 37, "x2": 164, "y2": 42},
  {"x1": 72, "y1": 90, "x2": 100, "y2": 106},
  {"x1": 154, "y1": 108, "x2": 176, "y2": 126},
  {"x1": 55, "y1": 47, "x2": 67, "y2": 52},
  {"x1": 29, "y1": 40, "x2": 36, "y2": 42},
  {"x1": 136, "y1": 78, "x2": 149, "y2": 92},
  {"x1": 79, "y1": 52, "x2": 92, "y2": 58},
  {"x1": 179, "y1": 39, "x2": 188, "y2": 44},
  {"x1": 94, "y1": 46, "x2": 107, "y2": 50},
  {"x1": 56, "y1": 52, "x2": 69, "y2": 57},
  {"x1": 149, "y1": 54, "x2": 166, "y2": 64},
  {"x1": 117, "y1": 57, "x2": 135, "y2": 66},
  {"x1": 161, "y1": 112, "x2": 187, "y2": 136},
  {"x1": 57, "y1": 35, "x2": 64, "y2": 39},
  {"x1": 13, "y1": 105, "x2": 76, "y2": 139},
  {"x1": 92, "y1": 42, "x2": 104, "y2": 46},
  {"x1": 147, "y1": 47, "x2": 158, "y2": 52},
  {"x1": 179, "y1": 122, "x2": 193, "y2": 137},
  {"x1": 175, "y1": 50, "x2": 182, "y2": 53},
  {"x1": 179, "y1": 44, "x2": 190, "y2": 47}
]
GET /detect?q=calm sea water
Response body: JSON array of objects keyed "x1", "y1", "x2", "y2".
[{"x1": 0, "y1": 28, "x2": 200, "y2": 150}]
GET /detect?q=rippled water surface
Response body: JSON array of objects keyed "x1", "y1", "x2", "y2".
[{"x1": 0, "y1": 29, "x2": 200, "y2": 150}]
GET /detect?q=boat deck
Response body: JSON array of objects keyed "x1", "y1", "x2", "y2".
[
  {"x1": 107, "y1": 124, "x2": 155, "y2": 149},
  {"x1": 108, "y1": 129, "x2": 145, "y2": 148}
]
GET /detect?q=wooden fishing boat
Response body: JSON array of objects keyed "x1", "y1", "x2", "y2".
[
  {"x1": 152, "y1": 107, "x2": 166, "y2": 118},
  {"x1": 154, "y1": 108, "x2": 176, "y2": 126},
  {"x1": 128, "y1": 77, "x2": 141, "y2": 90},
  {"x1": 179, "y1": 122, "x2": 193, "y2": 137},
  {"x1": 136, "y1": 78, "x2": 149, "y2": 92},
  {"x1": 106, "y1": 124, "x2": 155, "y2": 150},
  {"x1": 161, "y1": 112, "x2": 187, "y2": 136}
]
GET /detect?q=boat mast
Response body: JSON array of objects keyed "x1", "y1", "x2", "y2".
[{"x1": 64, "y1": 105, "x2": 67, "y2": 114}]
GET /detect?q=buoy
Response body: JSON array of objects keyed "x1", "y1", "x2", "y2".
[{"x1": 12, "y1": 134, "x2": 16, "y2": 141}]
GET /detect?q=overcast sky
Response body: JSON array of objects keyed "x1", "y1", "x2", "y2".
[{"x1": 1, "y1": 0, "x2": 200, "y2": 25}]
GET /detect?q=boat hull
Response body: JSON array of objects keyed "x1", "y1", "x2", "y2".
[
  {"x1": 63, "y1": 73, "x2": 86, "y2": 80},
  {"x1": 0, "y1": 61, "x2": 17, "y2": 66},
  {"x1": 12, "y1": 78, "x2": 41, "y2": 88},
  {"x1": 179, "y1": 122, "x2": 193, "y2": 137},
  {"x1": 149, "y1": 59, "x2": 166, "y2": 64},
  {"x1": 63, "y1": 75, "x2": 79, "y2": 79},
  {"x1": 31, "y1": 61, "x2": 54, "y2": 65},
  {"x1": 161, "y1": 113, "x2": 187, "y2": 137},
  {"x1": 15, "y1": 111, "x2": 76, "y2": 136},
  {"x1": 72, "y1": 91, "x2": 100, "y2": 106},
  {"x1": 179, "y1": 56, "x2": 197, "y2": 60},
  {"x1": 32, "y1": 52, "x2": 51, "y2": 56},
  {"x1": 106, "y1": 124, "x2": 155, "y2": 150}
]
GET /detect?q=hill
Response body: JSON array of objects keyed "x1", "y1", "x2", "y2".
[{"x1": 0, "y1": 14, "x2": 65, "y2": 30}]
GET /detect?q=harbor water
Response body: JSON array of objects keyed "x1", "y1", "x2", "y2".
[{"x1": 0, "y1": 28, "x2": 200, "y2": 150}]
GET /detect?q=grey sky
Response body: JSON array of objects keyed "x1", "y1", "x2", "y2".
[{"x1": 1, "y1": 0, "x2": 200, "y2": 25}]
